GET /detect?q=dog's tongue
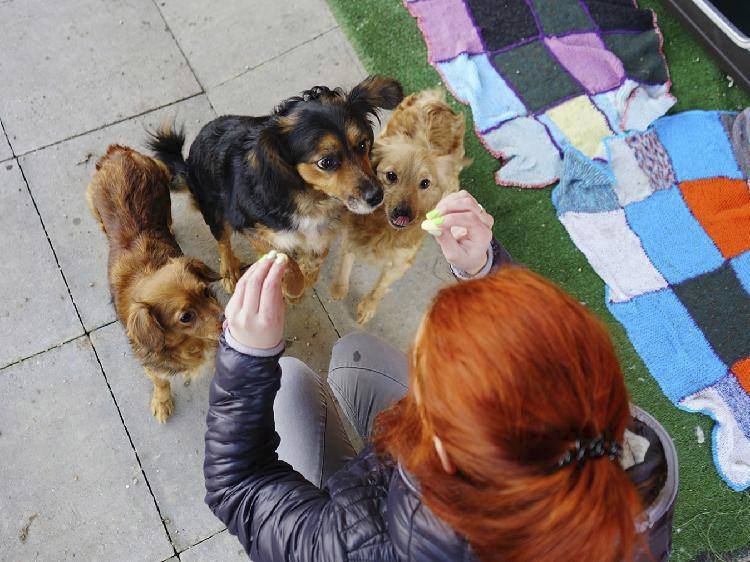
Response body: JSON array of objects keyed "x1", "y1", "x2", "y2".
[{"x1": 393, "y1": 215, "x2": 411, "y2": 227}]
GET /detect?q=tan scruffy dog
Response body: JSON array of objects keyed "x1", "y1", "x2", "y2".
[
  {"x1": 87, "y1": 145, "x2": 223, "y2": 422},
  {"x1": 330, "y1": 89, "x2": 470, "y2": 323}
]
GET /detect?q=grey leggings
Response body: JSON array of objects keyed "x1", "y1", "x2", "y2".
[{"x1": 274, "y1": 332, "x2": 409, "y2": 487}]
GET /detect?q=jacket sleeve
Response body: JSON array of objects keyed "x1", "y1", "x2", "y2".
[{"x1": 203, "y1": 337, "x2": 346, "y2": 562}]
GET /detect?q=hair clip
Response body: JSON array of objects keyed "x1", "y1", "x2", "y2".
[{"x1": 556, "y1": 434, "x2": 622, "y2": 469}]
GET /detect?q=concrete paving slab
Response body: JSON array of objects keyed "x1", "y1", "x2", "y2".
[
  {"x1": 157, "y1": 0, "x2": 337, "y2": 89},
  {"x1": 208, "y1": 28, "x2": 366, "y2": 116},
  {"x1": 19, "y1": 95, "x2": 216, "y2": 332},
  {"x1": 0, "y1": 128, "x2": 12, "y2": 162},
  {"x1": 180, "y1": 530, "x2": 246, "y2": 562},
  {"x1": 0, "y1": 337, "x2": 174, "y2": 561},
  {"x1": 89, "y1": 295, "x2": 337, "y2": 550},
  {"x1": 0, "y1": 0, "x2": 201, "y2": 154},
  {"x1": 0, "y1": 162, "x2": 81, "y2": 368},
  {"x1": 317, "y1": 237, "x2": 456, "y2": 352}
]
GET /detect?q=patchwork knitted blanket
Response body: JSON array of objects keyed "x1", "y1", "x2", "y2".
[
  {"x1": 553, "y1": 110, "x2": 750, "y2": 490},
  {"x1": 405, "y1": 0, "x2": 675, "y2": 187}
]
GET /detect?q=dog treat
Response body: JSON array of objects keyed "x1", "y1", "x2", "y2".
[
  {"x1": 421, "y1": 219, "x2": 443, "y2": 237},
  {"x1": 262, "y1": 250, "x2": 278, "y2": 261},
  {"x1": 426, "y1": 209, "x2": 441, "y2": 220}
]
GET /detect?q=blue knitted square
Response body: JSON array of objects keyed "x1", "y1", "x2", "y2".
[
  {"x1": 625, "y1": 188, "x2": 725, "y2": 284},
  {"x1": 607, "y1": 287, "x2": 728, "y2": 401},
  {"x1": 437, "y1": 53, "x2": 527, "y2": 131},
  {"x1": 653, "y1": 111, "x2": 743, "y2": 182}
]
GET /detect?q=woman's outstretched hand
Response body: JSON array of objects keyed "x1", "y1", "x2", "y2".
[
  {"x1": 423, "y1": 190, "x2": 494, "y2": 276},
  {"x1": 225, "y1": 251, "x2": 288, "y2": 350}
]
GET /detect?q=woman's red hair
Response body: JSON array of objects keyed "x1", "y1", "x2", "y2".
[{"x1": 374, "y1": 267, "x2": 644, "y2": 562}]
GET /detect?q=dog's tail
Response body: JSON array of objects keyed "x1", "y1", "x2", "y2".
[{"x1": 147, "y1": 122, "x2": 189, "y2": 192}]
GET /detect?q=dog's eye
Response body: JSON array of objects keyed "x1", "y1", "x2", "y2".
[
  {"x1": 356, "y1": 140, "x2": 367, "y2": 153},
  {"x1": 419, "y1": 179, "x2": 431, "y2": 190},
  {"x1": 317, "y1": 157, "x2": 338, "y2": 171},
  {"x1": 179, "y1": 311, "x2": 195, "y2": 324},
  {"x1": 203, "y1": 287, "x2": 212, "y2": 298},
  {"x1": 386, "y1": 171, "x2": 398, "y2": 183}
]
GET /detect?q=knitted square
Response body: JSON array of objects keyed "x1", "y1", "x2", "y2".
[
  {"x1": 603, "y1": 31, "x2": 670, "y2": 85},
  {"x1": 625, "y1": 130, "x2": 676, "y2": 192},
  {"x1": 680, "y1": 178, "x2": 750, "y2": 259},
  {"x1": 653, "y1": 112, "x2": 743, "y2": 182},
  {"x1": 545, "y1": 96, "x2": 613, "y2": 158},
  {"x1": 465, "y1": 0, "x2": 539, "y2": 51},
  {"x1": 408, "y1": 0, "x2": 484, "y2": 62},
  {"x1": 529, "y1": 0, "x2": 594, "y2": 37},
  {"x1": 673, "y1": 263, "x2": 750, "y2": 367},
  {"x1": 624, "y1": 188, "x2": 725, "y2": 284},
  {"x1": 582, "y1": 0, "x2": 656, "y2": 32},
  {"x1": 544, "y1": 32, "x2": 625, "y2": 94},
  {"x1": 492, "y1": 40, "x2": 585, "y2": 113}
]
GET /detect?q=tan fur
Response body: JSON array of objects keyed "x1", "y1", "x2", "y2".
[
  {"x1": 87, "y1": 145, "x2": 222, "y2": 422},
  {"x1": 331, "y1": 90, "x2": 469, "y2": 323}
]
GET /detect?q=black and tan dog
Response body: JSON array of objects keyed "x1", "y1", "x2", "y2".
[
  {"x1": 87, "y1": 145, "x2": 222, "y2": 422},
  {"x1": 148, "y1": 75, "x2": 403, "y2": 297}
]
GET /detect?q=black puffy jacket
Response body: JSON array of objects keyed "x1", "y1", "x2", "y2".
[{"x1": 204, "y1": 338, "x2": 475, "y2": 561}]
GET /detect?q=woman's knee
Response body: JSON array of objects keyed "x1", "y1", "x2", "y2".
[{"x1": 329, "y1": 332, "x2": 409, "y2": 383}]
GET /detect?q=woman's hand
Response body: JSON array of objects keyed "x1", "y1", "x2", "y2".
[
  {"x1": 224, "y1": 251, "x2": 288, "y2": 350},
  {"x1": 423, "y1": 190, "x2": 494, "y2": 275}
]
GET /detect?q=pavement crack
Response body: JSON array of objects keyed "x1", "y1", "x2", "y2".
[
  {"x1": 13, "y1": 92, "x2": 204, "y2": 159},
  {"x1": 87, "y1": 335, "x2": 180, "y2": 558},
  {"x1": 211, "y1": 25, "x2": 339, "y2": 90}
]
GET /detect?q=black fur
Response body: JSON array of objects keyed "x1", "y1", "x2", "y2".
[{"x1": 149, "y1": 76, "x2": 404, "y2": 242}]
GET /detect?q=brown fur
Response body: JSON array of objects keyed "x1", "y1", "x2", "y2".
[
  {"x1": 331, "y1": 90, "x2": 470, "y2": 323},
  {"x1": 87, "y1": 145, "x2": 222, "y2": 422}
]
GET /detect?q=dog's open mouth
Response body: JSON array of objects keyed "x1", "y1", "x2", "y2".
[{"x1": 389, "y1": 208, "x2": 413, "y2": 229}]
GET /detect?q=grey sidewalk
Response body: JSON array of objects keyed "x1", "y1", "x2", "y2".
[{"x1": 0, "y1": 1, "x2": 452, "y2": 560}]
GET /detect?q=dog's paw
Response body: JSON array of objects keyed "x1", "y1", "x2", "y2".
[
  {"x1": 151, "y1": 395, "x2": 174, "y2": 423},
  {"x1": 329, "y1": 282, "x2": 349, "y2": 301},
  {"x1": 356, "y1": 299, "x2": 378, "y2": 325}
]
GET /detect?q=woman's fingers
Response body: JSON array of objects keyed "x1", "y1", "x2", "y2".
[
  {"x1": 242, "y1": 253, "x2": 276, "y2": 314},
  {"x1": 434, "y1": 222, "x2": 465, "y2": 262},
  {"x1": 434, "y1": 190, "x2": 493, "y2": 228},
  {"x1": 437, "y1": 210, "x2": 484, "y2": 238},
  {"x1": 259, "y1": 254, "x2": 288, "y2": 316},
  {"x1": 225, "y1": 262, "x2": 254, "y2": 320}
]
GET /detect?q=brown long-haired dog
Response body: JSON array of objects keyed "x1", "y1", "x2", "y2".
[
  {"x1": 330, "y1": 89, "x2": 469, "y2": 323},
  {"x1": 87, "y1": 145, "x2": 223, "y2": 422}
]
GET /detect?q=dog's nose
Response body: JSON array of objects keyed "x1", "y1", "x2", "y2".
[{"x1": 364, "y1": 187, "x2": 384, "y2": 208}]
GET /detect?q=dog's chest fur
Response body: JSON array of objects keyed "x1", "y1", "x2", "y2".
[
  {"x1": 256, "y1": 191, "x2": 341, "y2": 256},
  {"x1": 346, "y1": 211, "x2": 425, "y2": 263}
]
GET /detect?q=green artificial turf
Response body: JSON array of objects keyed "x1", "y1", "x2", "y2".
[{"x1": 325, "y1": 0, "x2": 750, "y2": 559}]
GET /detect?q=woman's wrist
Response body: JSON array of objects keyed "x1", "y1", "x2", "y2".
[
  {"x1": 451, "y1": 244, "x2": 494, "y2": 280},
  {"x1": 224, "y1": 327, "x2": 285, "y2": 357}
]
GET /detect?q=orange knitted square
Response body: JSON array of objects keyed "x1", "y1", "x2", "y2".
[
  {"x1": 733, "y1": 357, "x2": 750, "y2": 394},
  {"x1": 680, "y1": 178, "x2": 750, "y2": 259}
]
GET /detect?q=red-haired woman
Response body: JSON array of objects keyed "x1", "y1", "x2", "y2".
[{"x1": 204, "y1": 191, "x2": 677, "y2": 562}]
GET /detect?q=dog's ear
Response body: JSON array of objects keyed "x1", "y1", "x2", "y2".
[
  {"x1": 127, "y1": 303, "x2": 165, "y2": 352},
  {"x1": 250, "y1": 126, "x2": 304, "y2": 195},
  {"x1": 348, "y1": 76, "x2": 404, "y2": 115},
  {"x1": 185, "y1": 258, "x2": 221, "y2": 283}
]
